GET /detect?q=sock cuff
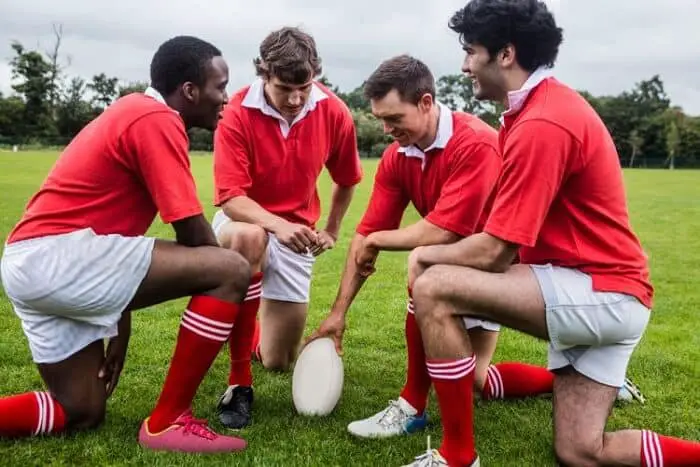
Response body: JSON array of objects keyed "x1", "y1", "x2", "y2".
[
  {"x1": 485, "y1": 364, "x2": 504, "y2": 399},
  {"x1": 189, "y1": 295, "x2": 239, "y2": 318},
  {"x1": 245, "y1": 274, "x2": 263, "y2": 301},
  {"x1": 641, "y1": 430, "x2": 663, "y2": 467},
  {"x1": 33, "y1": 392, "x2": 65, "y2": 435},
  {"x1": 426, "y1": 355, "x2": 476, "y2": 380},
  {"x1": 183, "y1": 297, "x2": 237, "y2": 342}
]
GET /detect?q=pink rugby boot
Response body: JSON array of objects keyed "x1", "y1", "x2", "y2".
[{"x1": 139, "y1": 410, "x2": 247, "y2": 453}]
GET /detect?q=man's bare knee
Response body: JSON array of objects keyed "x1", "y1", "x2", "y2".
[
  {"x1": 412, "y1": 268, "x2": 450, "y2": 322},
  {"x1": 554, "y1": 439, "x2": 601, "y2": 467},
  {"x1": 220, "y1": 223, "x2": 267, "y2": 267},
  {"x1": 261, "y1": 354, "x2": 291, "y2": 373},
  {"x1": 209, "y1": 249, "x2": 252, "y2": 303},
  {"x1": 62, "y1": 393, "x2": 106, "y2": 432}
]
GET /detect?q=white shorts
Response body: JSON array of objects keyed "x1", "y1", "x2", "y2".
[
  {"x1": 531, "y1": 264, "x2": 650, "y2": 388},
  {"x1": 1, "y1": 228, "x2": 154, "y2": 364},
  {"x1": 212, "y1": 210, "x2": 315, "y2": 303}
]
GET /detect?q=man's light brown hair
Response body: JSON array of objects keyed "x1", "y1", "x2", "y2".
[{"x1": 254, "y1": 27, "x2": 322, "y2": 84}]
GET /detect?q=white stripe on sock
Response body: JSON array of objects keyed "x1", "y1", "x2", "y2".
[
  {"x1": 181, "y1": 311, "x2": 233, "y2": 342},
  {"x1": 245, "y1": 291, "x2": 262, "y2": 301},
  {"x1": 489, "y1": 365, "x2": 505, "y2": 399},
  {"x1": 643, "y1": 430, "x2": 664, "y2": 467},
  {"x1": 33, "y1": 392, "x2": 44, "y2": 435},
  {"x1": 245, "y1": 282, "x2": 262, "y2": 301},
  {"x1": 427, "y1": 356, "x2": 476, "y2": 380},
  {"x1": 181, "y1": 321, "x2": 230, "y2": 342},
  {"x1": 486, "y1": 366, "x2": 501, "y2": 399},
  {"x1": 39, "y1": 391, "x2": 49, "y2": 435},
  {"x1": 45, "y1": 392, "x2": 55, "y2": 433},
  {"x1": 183, "y1": 310, "x2": 233, "y2": 331}
]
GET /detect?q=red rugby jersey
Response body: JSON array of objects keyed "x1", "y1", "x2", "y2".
[
  {"x1": 213, "y1": 79, "x2": 363, "y2": 228},
  {"x1": 485, "y1": 76, "x2": 654, "y2": 308},
  {"x1": 357, "y1": 104, "x2": 501, "y2": 238},
  {"x1": 7, "y1": 89, "x2": 203, "y2": 243}
]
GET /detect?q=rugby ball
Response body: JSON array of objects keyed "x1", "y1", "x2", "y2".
[{"x1": 292, "y1": 337, "x2": 344, "y2": 416}]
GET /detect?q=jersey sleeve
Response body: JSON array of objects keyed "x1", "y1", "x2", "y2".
[
  {"x1": 484, "y1": 120, "x2": 573, "y2": 247},
  {"x1": 425, "y1": 140, "x2": 502, "y2": 236},
  {"x1": 213, "y1": 108, "x2": 252, "y2": 206},
  {"x1": 127, "y1": 111, "x2": 203, "y2": 224},
  {"x1": 356, "y1": 150, "x2": 410, "y2": 236},
  {"x1": 325, "y1": 103, "x2": 363, "y2": 187}
]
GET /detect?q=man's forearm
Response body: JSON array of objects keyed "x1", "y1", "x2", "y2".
[
  {"x1": 222, "y1": 196, "x2": 286, "y2": 233},
  {"x1": 416, "y1": 232, "x2": 517, "y2": 273},
  {"x1": 173, "y1": 214, "x2": 220, "y2": 248},
  {"x1": 324, "y1": 184, "x2": 356, "y2": 236},
  {"x1": 367, "y1": 219, "x2": 459, "y2": 252},
  {"x1": 330, "y1": 233, "x2": 370, "y2": 316}
]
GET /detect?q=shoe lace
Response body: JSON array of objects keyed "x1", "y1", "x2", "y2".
[
  {"x1": 179, "y1": 416, "x2": 218, "y2": 440},
  {"x1": 410, "y1": 436, "x2": 446, "y2": 466},
  {"x1": 377, "y1": 400, "x2": 408, "y2": 428}
]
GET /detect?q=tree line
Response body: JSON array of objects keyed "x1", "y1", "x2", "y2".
[{"x1": 1, "y1": 27, "x2": 698, "y2": 168}]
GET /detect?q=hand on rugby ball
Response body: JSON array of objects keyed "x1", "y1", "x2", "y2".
[{"x1": 304, "y1": 311, "x2": 345, "y2": 356}]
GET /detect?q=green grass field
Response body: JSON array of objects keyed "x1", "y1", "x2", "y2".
[{"x1": 1, "y1": 151, "x2": 700, "y2": 466}]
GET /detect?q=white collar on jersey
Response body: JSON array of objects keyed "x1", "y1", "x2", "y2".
[
  {"x1": 144, "y1": 86, "x2": 166, "y2": 104},
  {"x1": 241, "y1": 78, "x2": 328, "y2": 137},
  {"x1": 143, "y1": 86, "x2": 179, "y2": 114},
  {"x1": 499, "y1": 66, "x2": 554, "y2": 125},
  {"x1": 398, "y1": 102, "x2": 453, "y2": 167}
]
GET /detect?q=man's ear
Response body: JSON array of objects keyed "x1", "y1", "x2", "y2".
[
  {"x1": 418, "y1": 92, "x2": 434, "y2": 113},
  {"x1": 182, "y1": 82, "x2": 200, "y2": 104},
  {"x1": 499, "y1": 44, "x2": 517, "y2": 68}
]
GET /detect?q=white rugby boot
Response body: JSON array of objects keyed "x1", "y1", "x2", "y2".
[
  {"x1": 617, "y1": 377, "x2": 646, "y2": 404},
  {"x1": 347, "y1": 398, "x2": 428, "y2": 438},
  {"x1": 401, "y1": 436, "x2": 480, "y2": 467}
]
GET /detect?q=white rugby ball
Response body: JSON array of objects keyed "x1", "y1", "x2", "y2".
[{"x1": 292, "y1": 337, "x2": 344, "y2": 416}]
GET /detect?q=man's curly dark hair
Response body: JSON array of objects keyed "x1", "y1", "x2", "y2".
[{"x1": 449, "y1": 0, "x2": 563, "y2": 71}]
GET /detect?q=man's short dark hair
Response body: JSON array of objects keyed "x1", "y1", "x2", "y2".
[
  {"x1": 363, "y1": 55, "x2": 435, "y2": 105},
  {"x1": 150, "y1": 35, "x2": 222, "y2": 96},
  {"x1": 449, "y1": 0, "x2": 563, "y2": 71},
  {"x1": 253, "y1": 27, "x2": 322, "y2": 85}
]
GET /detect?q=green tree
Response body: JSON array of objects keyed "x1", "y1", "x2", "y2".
[
  {"x1": 436, "y1": 74, "x2": 502, "y2": 127},
  {"x1": 339, "y1": 84, "x2": 370, "y2": 112},
  {"x1": 0, "y1": 92, "x2": 25, "y2": 141},
  {"x1": 663, "y1": 107, "x2": 684, "y2": 170},
  {"x1": 88, "y1": 73, "x2": 119, "y2": 109},
  {"x1": 679, "y1": 116, "x2": 700, "y2": 166},
  {"x1": 627, "y1": 129, "x2": 644, "y2": 168},
  {"x1": 118, "y1": 81, "x2": 149, "y2": 97},
  {"x1": 9, "y1": 41, "x2": 57, "y2": 139},
  {"x1": 317, "y1": 75, "x2": 340, "y2": 94},
  {"x1": 56, "y1": 77, "x2": 98, "y2": 139},
  {"x1": 352, "y1": 109, "x2": 391, "y2": 158}
]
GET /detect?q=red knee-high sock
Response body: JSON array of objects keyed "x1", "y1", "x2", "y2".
[
  {"x1": 482, "y1": 362, "x2": 554, "y2": 400},
  {"x1": 228, "y1": 272, "x2": 262, "y2": 387},
  {"x1": 251, "y1": 319, "x2": 261, "y2": 361},
  {"x1": 427, "y1": 355, "x2": 478, "y2": 466},
  {"x1": 642, "y1": 430, "x2": 700, "y2": 466},
  {"x1": 147, "y1": 295, "x2": 239, "y2": 432},
  {"x1": 399, "y1": 289, "x2": 431, "y2": 413},
  {"x1": 0, "y1": 391, "x2": 66, "y2": 438}
]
